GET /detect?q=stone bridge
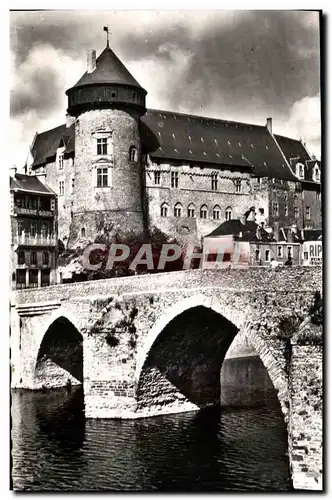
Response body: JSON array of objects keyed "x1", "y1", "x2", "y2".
[{"x1": 10, "y1": 268, "x2": 323, "y2": 490}]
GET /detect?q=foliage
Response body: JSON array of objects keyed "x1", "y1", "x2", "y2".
[
  {"x1": 58, "y1": 226, "x2": 202, "y2": 282},
  {"x1": 309, "y1": 291, "x2": 323, "y2": 326}
]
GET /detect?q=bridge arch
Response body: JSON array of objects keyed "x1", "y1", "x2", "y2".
[
  {"x1": 135, "y1": 295, "x2": 288, "y2": 418},
  {"x1": 33, "y1": 307, "x2": 84, "y2": 389}
]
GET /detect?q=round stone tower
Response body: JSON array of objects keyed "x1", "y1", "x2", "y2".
[{"x1": 65, "y1": 43, "x2": 147, "y2": 244}]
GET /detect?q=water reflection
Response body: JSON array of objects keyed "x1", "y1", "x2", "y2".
[{"x1": 11, "y1": 357, "x2": 292, "y2": 492}]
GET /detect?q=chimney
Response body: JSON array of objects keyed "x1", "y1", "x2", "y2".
[
  {"x1": 10, "y1": 166, "x2": 17, "y2": 178},
  {"x1": 87, "y1": 50, "x2": 96, "y2": 73},
  {"x1": 266, "y1": 117, "x2": 272, "y2": 134},
  {"x1": 66, "y1": 113, "x2": 75, "y2": 128}
]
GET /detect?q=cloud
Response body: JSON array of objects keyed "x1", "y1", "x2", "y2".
[
  {"x1": 282, "y1": 94, "x2": 321, "y2": 158},
  {"x1": 9, "y1": 10, "x2": 321, "y2": 167}
]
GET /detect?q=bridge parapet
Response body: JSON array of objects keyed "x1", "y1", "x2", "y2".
[{"x1": 12, "y1": 267, "x2": 322, "y2": 306}]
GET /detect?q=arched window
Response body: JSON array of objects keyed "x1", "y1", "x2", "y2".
[
  {"x1": 174, "y1": 202, "x2": 182, "y2": 218},
  {"x1": 200, "y1": 204, "x2": 208, "y2": 219},
  {"x1": 160, "y1": 203, "x2": 168, "y2": 217},
  {"x1": 129, "y1": 146, "x2": 138, "y2": 162},
  {"x1": 187, "y1": 203, "x2": 195, "y2": 218},
  {"x1": 225, "y1": 206, "x2": 232, "y2": 221},
  {"x1": 81, "y1": 228, "x2": 86, "y2": 238},
  {"x1": 213, "y1": 205, "x2": 221, "y2": 220}
]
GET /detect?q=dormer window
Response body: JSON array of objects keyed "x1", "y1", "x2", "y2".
[
  {"x1": 57, "y1": 146, "x2": 65, "y2": 170},
  {"x1": 97, "y1": 137, "x2": 108, "y2": 155},
  {"x1": 313, "y1": 164, "x2": 321, "y2": 183},
  {"x1": 129, "y1": 146, "x2": 138, "y2": 162},
  {"x1": 296, "y1": 162, "x2": 305, "y2": 179}
]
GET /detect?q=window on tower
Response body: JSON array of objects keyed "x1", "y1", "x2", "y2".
[
  {"x1": 97, "y1": 138, "x2": 108, "y2": 155},
  {"x1": 96, "y1": 167, "x2": 108, "y2": 188},
  {"x1": 129, "y1": 146, "x2": 138, "y2": 162}
]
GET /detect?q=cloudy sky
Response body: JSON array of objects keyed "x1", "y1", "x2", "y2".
[{"x1": 10, "y1": 9, "x2": 321, "y2": 168}]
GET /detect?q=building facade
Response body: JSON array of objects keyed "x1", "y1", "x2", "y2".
[
  {"x1": 10, "y1": 171, "x2": 58, "y2": 289},
  {"x1": 25, "y1": 43, "x2": 321, "y2": 248}
]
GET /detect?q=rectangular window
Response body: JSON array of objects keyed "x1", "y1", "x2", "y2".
[
  {"x1": 59, "y1": 180, "x2": 65, "y2": 196},
  {"x1": 272, "y1": 202, "x2": 278, "y2": 217},
  {"x1": 30, "y1": 223, "x2": 37, "y2": 237},
  {"x1": 42, "y1": 251, "x2": 49, "y2": 265},
  {"x1": 17, "y1": 221, "x2": 24, "y2": 236},
  {"x1": 154, "y1": 171, "x2": 161, "y2": 185},
  {"x1": 97, "y1": 167, "x2": 108, "y2": 188},
  {"x1": 97, "y1": 138, "x2": 108, "y2": 155},
  {"x1": 16, "y1": 269, "x2": 26, "y2": 289},
  {"x1": 58, "y1": 154, "x2": 64, "y2": 170},
  {"x1": 42, "y1": 223, "x2": 49, "y2": 238},
  {"x1": 255, "y1": 249, "x2": 260, "y2": 262},
  {"x1": 235, "y1": 179, "x2": 242, "y2": 193},
  {"x1": 171, "y1": 171, "x2": 179, "y2": 188},
  {"x1": 265, "y1": 249, "x2": 270, "y2": 262},
  {"x1": 316, "y1": 190, "x2": 321, "y2": 200},
  {"x1": 304, "y1": 251, "x2": 308, "y2": 260},
  {"x1": 294, "y1": 206, "x2": 299, "y2": 218},
  {"x1": 18, "y1": 251, "x2": 25, "y2": 265},
  {"x1": 277, "y1": 246, "x2": 282, "y2": 258},
  {"x1": 285, "y1": 204, "x2": 288, "y2": 217},
  {"x1": 31, "y1": 251, "x2": 37, "y2": 265},
  {"x1": 28, "y1": 269, "x2": 38, "y2": 288},
  {"x1": 211, "y1": 174, "x2": 218, "y2": 191},
  {"x1": 305, "y1": 206, "x2": 311, "y2": 220}
]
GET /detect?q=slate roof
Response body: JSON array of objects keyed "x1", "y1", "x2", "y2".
[
  {"x1": 10, "y1": 173, "x2": 55, "y2": 195},
  {"x1": 31, "y1": 123, "x2": 75, "y2": 168},
  {"x1": 301, "y1": 229, "x2": 322, "y2": 241},
  {"x1": 274, "y1": 134, "x2": 311, "y2": 165},
  {"x1": 30, "y1": 110, "x2": 311, "y2": 182},
  {"x1": 142, "y1": 110, "x2": 298, "y2": 180},
  {"x1": 205, "y1": 219, "x2": 274, "y2": 242},
  {"x1": 69, "y1": 46, "x2": 144, "y2": 90}
]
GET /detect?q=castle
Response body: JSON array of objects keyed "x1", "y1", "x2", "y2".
[{"x1": 25, "y1": 41, "x2": 321, "y2": 249}]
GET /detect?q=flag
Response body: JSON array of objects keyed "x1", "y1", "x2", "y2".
[{"x1": 103, "y1": 26, "x2": 108, "y2": 32}]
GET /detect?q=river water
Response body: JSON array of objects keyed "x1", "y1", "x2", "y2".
[{"x1": 11, "y1": 356, "x2": 292, "y2": 492}]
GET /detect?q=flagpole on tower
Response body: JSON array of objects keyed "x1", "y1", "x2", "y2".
[{"x1": 103, "y1": 26, "x2": 110, "y2": 47}]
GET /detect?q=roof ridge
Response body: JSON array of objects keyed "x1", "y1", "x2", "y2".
[
  {"x1": 36, "y1": 123, "x2": 66, "y2": 137},
  {"x1": 146, "y1": 108, "x2": 267, "y2": 129}
]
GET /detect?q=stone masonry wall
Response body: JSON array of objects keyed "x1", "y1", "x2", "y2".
[
  {"x1": 146, "y1": 159, "x2": 253, "y2": 240},
  {"x1": 288, "y1": 319, "x2": 323, "y2": 490},
  {"x1": 70, "y1": 108, "x2": 145, "y2": 245}
]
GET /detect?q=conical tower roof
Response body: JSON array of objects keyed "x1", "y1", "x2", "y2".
[{"x1": 73, "y1": 46, "x2": 144, "y2": 89}]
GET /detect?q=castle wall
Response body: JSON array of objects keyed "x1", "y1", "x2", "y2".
[{"x1": 146, "y1": 160, "x2": 254, "y2": 240}]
